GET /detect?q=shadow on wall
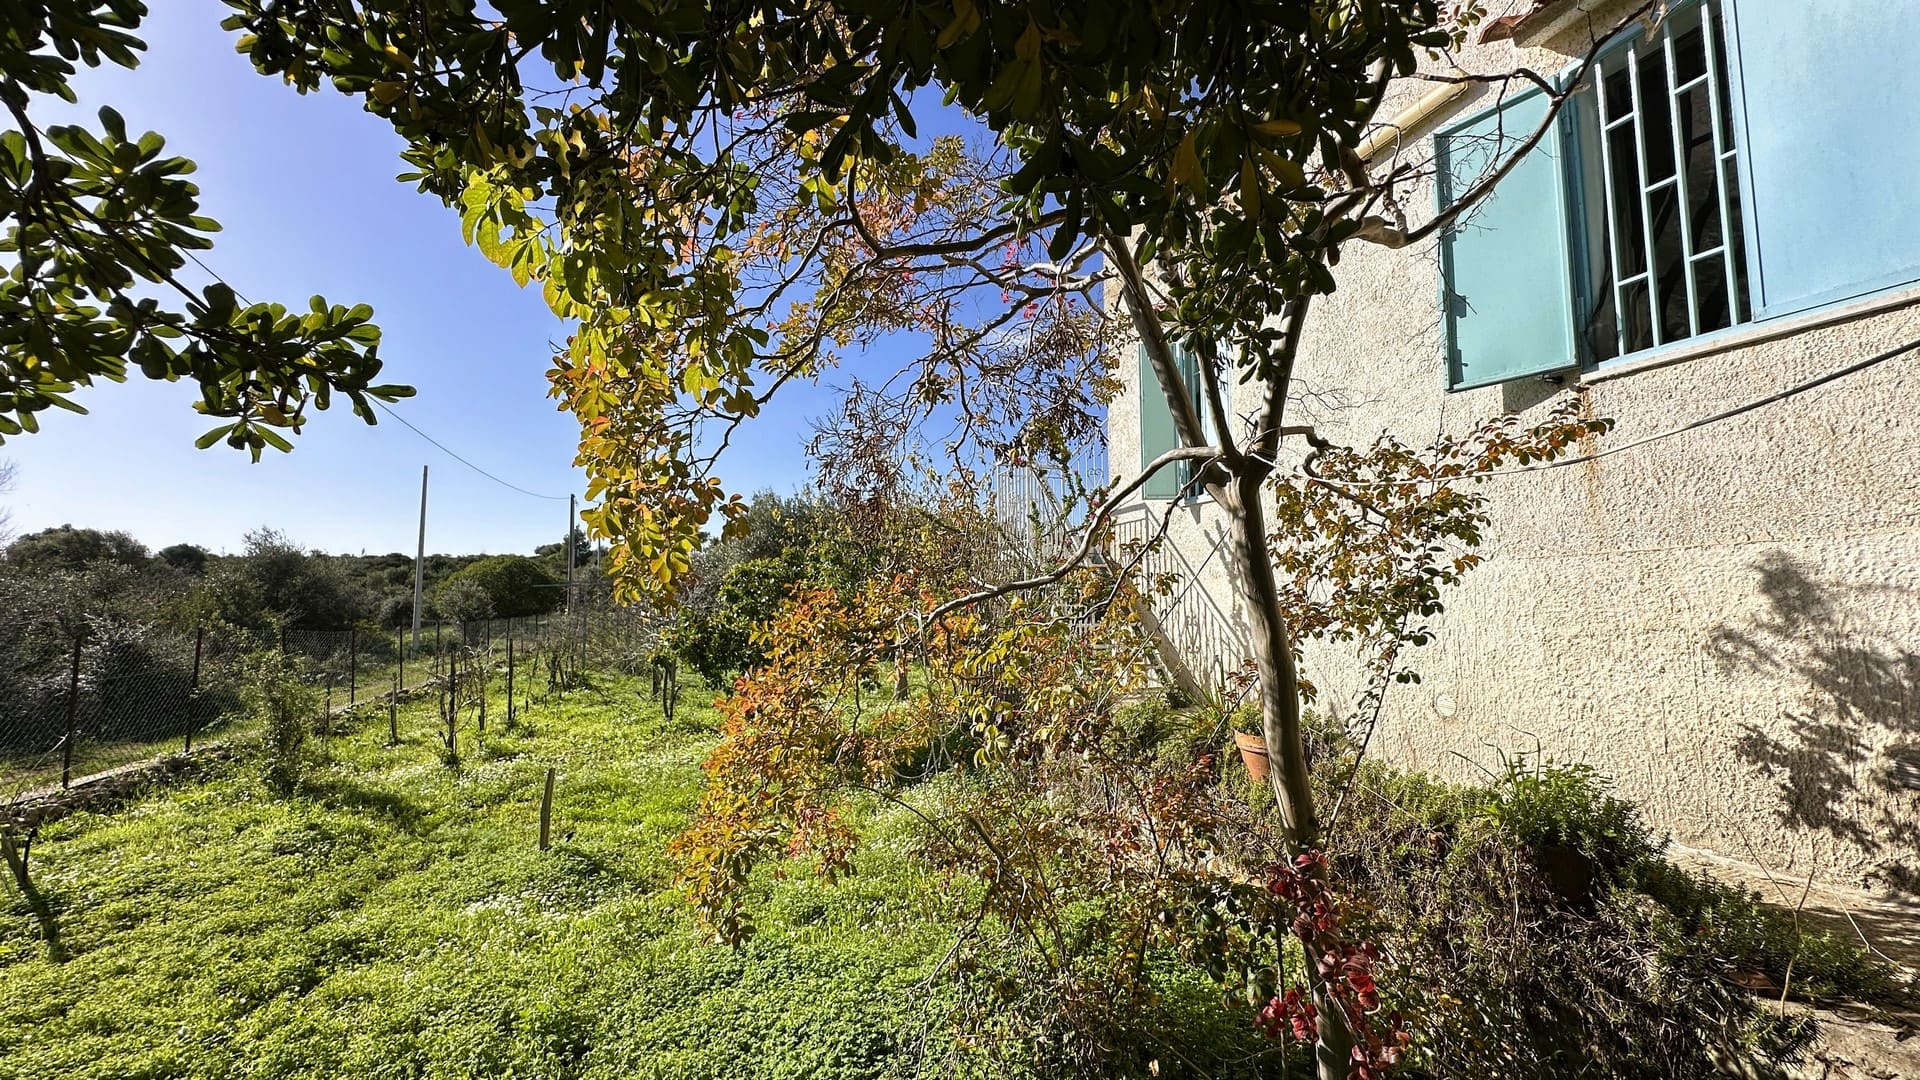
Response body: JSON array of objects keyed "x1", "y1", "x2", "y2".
[{"x1": 1708, "y1": 551, "x2": 1920, "y2": 892}]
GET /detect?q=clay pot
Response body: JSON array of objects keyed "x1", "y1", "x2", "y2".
[{"x1": 1234, "y1": 731, "x2": 1270, "y2": 781}]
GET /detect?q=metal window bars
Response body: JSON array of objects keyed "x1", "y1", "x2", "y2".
[{"x1": 1588, "y1": 0, "x2": 1749, "y2": 359}]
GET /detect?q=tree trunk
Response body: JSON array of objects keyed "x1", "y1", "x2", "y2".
[{"x1": 1222, "y1": 469, "x2": 1354, "y2": 1080}]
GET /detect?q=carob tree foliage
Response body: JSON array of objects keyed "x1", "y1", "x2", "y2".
[
  {"x1": 2, "y1": 2, "x2": 412, "y2": 454},
  {"x1": 15, "y1": 3, "x2": 1658, "y2": 1075}
]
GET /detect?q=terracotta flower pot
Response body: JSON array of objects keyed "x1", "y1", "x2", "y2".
[{"x1": 1234, "y1": 731, "x2": 1270, "y2": 781}]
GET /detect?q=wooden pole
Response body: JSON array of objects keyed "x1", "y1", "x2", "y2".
[
  {"x1": 412, "y1": 465, "x2": 428, "y2": 649},
  {"x1": 506, "y1": 623, "x2": 515, "y2": 729},
  {"x1": 389, "y1": 668, "x2": 399, "y2": 746},
  {"x1": 539, "y1": 767, "x2": 555, "y2": 851}
]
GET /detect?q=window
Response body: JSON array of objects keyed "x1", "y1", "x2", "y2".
[
  {"x1": 1437, "y1": 0, "x2": 1920, "y2": 389},
  {"x1": 1573, "y1": 0, "x2": 1747, "y2": 362},
  {"x1": 1137, "y1": 342, "x2": 1218, "y2": 501}
]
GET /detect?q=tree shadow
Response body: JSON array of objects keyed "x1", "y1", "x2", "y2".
[
  {"x1": 2, "y1": 835, "x2": 66, "y2": 963},
  {"x1": 1708, "y1": 552, "x2": 1920, "y2": 890},
  {"x1": 302, "y1": 774, "x2": 426, "y2": 833}
]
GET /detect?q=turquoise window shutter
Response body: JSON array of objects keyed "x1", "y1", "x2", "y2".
[
  {"x1": 1437, "y1": 88, "x2": 1579, "y2": 389},
  {"x1": 1138, "y1": 344, "x2": 1182, "y2": 499},
  {"x1": 1726, "y1": 0, "x2": 1920, "y2": 316}
]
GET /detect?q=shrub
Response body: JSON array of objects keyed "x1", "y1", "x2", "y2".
[
  {"x1": 435, "y1": 577, "x2": 496, "y2": 625},
  {"x1": 244, "y1": 648, "x2": 320, "y2": 793},
  {"x1": 1313, "y1": 751, "x2": 1879, "y2": 1078},
  {"x1": 437, "y1": 555, "x2": 560, "y2": 619}
]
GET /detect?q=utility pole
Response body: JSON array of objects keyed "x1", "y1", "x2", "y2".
[
  {"x1": 412, "y1": 465, "x2": 428, "y2": 649},
  {"x1": 565, "y1": 493, "x2": 576, "y2": 616}
]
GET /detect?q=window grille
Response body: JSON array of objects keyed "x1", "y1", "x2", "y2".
[{"x1": 1580, "y1": 0, "x2": 1751, "y2": 361}]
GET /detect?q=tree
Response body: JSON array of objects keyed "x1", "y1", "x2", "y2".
[
  {"x1": 1, "y1": 1, "x2": 412, "y2": 456},
  {"x1": 35, "y1": 2, "x2": 1658, "y2": 1074},
  {"x1": 6, "y1": 522, "x2": 148, "y2": 569},
  {"x1": 437, "y1": 554, "x2": 559, "y2": 619},
  {"x1": 534, "y1": 527, "x2": 593, "y2": 574},
  {"x1": 156, "y1": 542, "x2": 209, "y2": 575},
  {"x1": 210, "y1": 526, "x2": 368, "y2": 631}
]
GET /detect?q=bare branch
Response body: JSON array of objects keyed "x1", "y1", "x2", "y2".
[
  {"x1": 1351, "y1": 0, "x2": 1655, "y2": 250},
  {"x1": 1101, "y1": 224, "x2": 1208, "y2": 451},
  {"x1": 925, "y1": 445, "x2": 1221, "y2": 623}
]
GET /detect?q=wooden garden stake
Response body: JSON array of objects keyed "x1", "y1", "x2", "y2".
[{"x1": 539, "y1": 767, "x2": 556, "y2": 851}]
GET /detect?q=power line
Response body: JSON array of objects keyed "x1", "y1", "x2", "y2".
[
  {"x1": 372, "y1": 399, "x2": 571, "y2": 502},
  {"x1": 167, "y1": 247, "x2": 572, "y2": 504},
  {"x1": 1286, "y1": 331, "x2": 1920, "y2": 488}
]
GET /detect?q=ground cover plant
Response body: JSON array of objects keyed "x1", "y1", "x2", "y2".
[
  {"x1": 0, "y1": 665, "x2": 1289, "y2": 1080},
  {"x1": 0, "y1": 675, "x2": 945, "y2": 1080}
]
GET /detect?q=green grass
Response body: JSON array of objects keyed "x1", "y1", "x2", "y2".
[{"x1": 0, "y1": 674, "x2": 963, "y2": 1080}]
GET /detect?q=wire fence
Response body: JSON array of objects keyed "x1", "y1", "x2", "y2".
[{"x1": 1, "y1": 612, "x2": 590, "y2": 803}]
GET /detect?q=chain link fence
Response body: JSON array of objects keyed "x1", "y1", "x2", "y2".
[{"x1": 2, "y1": 612, "x2": 590, "y2": 802}]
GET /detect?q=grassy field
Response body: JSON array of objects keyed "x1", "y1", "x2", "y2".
[
  {"x1": 0, "y1": 672, "x2": 1275, "y2": 1080},
  {"x1": 0, "y1": 674, "x2": 971, "y2": 1080}
]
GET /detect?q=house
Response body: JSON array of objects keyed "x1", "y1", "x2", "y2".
[{"x1": 1108, "y1": 0, "x2": 1920, "y2": 894}]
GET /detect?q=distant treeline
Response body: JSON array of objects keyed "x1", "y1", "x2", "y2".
[{"x1": 1, "y1": 523, "x2": 597, "y2": 635}]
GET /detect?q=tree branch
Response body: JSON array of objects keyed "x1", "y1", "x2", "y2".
[
  {"x1": 925, "y1": 445, "x2": 1221, "y2": 623},
  {"x1": 1101, "y1": 223, "x2": 1208, "y2": 452},
  {"x1": 1350, "y1": 1, "x2": 1654, "y2": 251}
]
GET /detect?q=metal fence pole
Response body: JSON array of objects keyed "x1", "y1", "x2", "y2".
[
  {"x1": 348, "y1": 627, "x2": 358, "y2": 705},
  {"x1": 61, "y1": 636, "x2": 81, "y2": 789},
  {"x1": 186, "y1": 625, "x2": 205, "y2": 753}
]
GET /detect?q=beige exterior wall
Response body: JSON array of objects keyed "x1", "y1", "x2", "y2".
[{"x1": 1110, "y1": 1, "x2": 1920, "y2": 891}]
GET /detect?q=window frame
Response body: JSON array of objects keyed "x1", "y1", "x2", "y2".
[{"x1": 1438, "y1": 0, "x2": 1920, "y2": 389}]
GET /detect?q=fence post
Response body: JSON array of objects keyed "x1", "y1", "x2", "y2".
[
  {"x1": 348, "y1": 627, "x2": 357, "y2": 705},
  {"x1": 280, "y1": 626, "x2": 288, "y2": 656},
  {"x1": 186, "y1": 625, "x2": 205, "y2": 753},
  {"x1": 61, "y1": 636, "x2": 82, "y2": 789},
  {"x1": 322, "y1": 675, "x2": 333, "y2": 763},
  {"x1": 507, "y1": 624, "x2": 515, "y2": 729},
  {"x1": 389, "y1": 668, "x2": 400, "y2": 746},
  {"x1": 539, "y1": 767, "x2": 555, "y2": 851}
]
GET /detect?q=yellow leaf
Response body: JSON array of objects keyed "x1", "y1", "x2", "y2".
[
  {"x1": 936, "y1": 0, "x2": 982, "y2": 48},
  {"x1": 1252, "y1": 117, "x2": 1303, "y2": 138},
  {"x1": 1170, "y1": 131, "x2": 1203, "y2": 196}
]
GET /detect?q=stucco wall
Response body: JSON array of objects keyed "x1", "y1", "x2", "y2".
[{"x1": 1110, "y1": 0, "x2": 1920, "y2": 891}]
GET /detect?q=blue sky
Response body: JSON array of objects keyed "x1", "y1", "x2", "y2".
[{"x1": 1, "y1": 1, "x2": 830, "y2": 557}]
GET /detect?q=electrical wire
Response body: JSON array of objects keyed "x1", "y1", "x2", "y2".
[
  {"x1": 167, "y1": 245, "x2": 572, "y2": 504},
  {"x1": 371, "y1": 399, "x2": 571, "y2": 501},
  {"x1": 1278, "y1": 331, "x2": 1920, "y2": 488}
]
